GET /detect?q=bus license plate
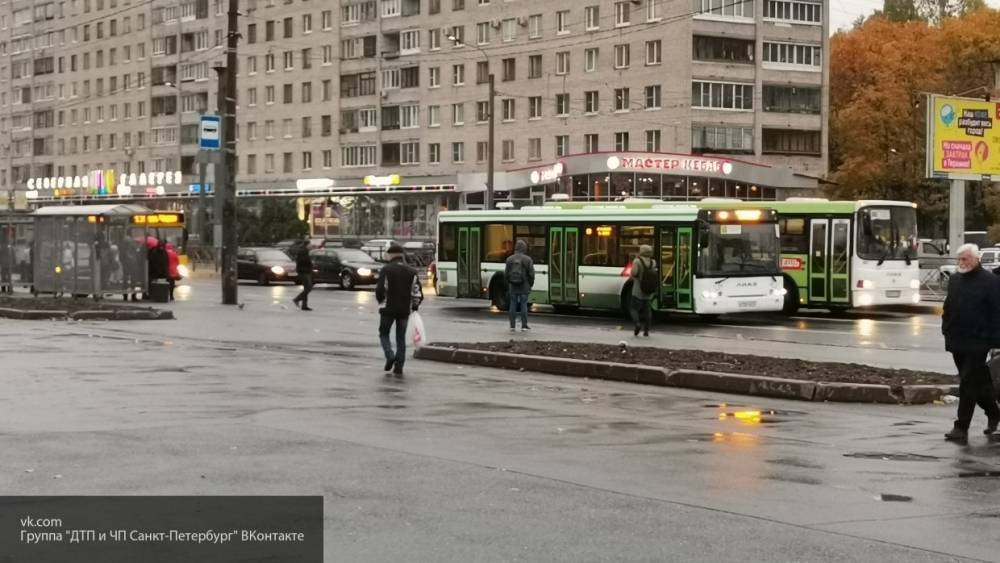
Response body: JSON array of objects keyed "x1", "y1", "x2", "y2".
[
  {"x1": 738, "y1": 300, "x2": 757, "y2": 308},
  {"x1": 886, "y1": 290, "x2": 901, "y2": 298}
]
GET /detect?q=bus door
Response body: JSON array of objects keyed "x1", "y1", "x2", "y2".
[
  {"x1": 548, "y1": 227, "x2": 579, "y2": 305},
  {"x1": 808, "y1": 219, "x2": 851, "y2": 305},
  {"x1": 657, "y1": 227, "x2": 676, "y2": 309},
  {"x1": 457, "y1": 226, "x2": 482, "y2": 298},
  {"x1": 676, "y1": 227, "x2": 693, "y2": 309}
]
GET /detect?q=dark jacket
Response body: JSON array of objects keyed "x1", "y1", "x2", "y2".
[
  {"x1": 376, "y1": 257, "x2": 423, "y2": 317},
  {"x1": 295, "y1": 246, "x2": 313, "y2": 275},
  {"x1": 942, "y1": 265, "x2": 1000, "y2": 352},
  {"x1": 504, "y1": 240, "x2": 535, "y2": 295},
  {"x1": 148, "y1": 244, "x2": 168, "y2": 280}
]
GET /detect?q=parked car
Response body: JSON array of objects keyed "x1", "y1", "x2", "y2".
[
  {"x1": 360, "y1": 239, "x2": 398, "y2": 262},
  {"x1": 311, "y1": 248, "x2": 383, "y2": 289},
  {"x1": 237, "y1": 247, "x2": 298, "y2": 285}
]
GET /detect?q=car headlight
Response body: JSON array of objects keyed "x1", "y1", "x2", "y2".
[
  {"x1": 909, "y1": 279, "x2": 921, "y2": 289},
  {"x1": 270, "y1": 266, "x2": 285, "y2": 276},
  {"x1": 176, "y1": 264, "x2": 189, "y2": 279},
  {"x1": 357, "y1": 267, "x2": 372, "y2": 277}
]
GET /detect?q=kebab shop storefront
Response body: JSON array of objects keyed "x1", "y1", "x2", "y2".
[{"x1": 501, "y1": 152, "x2": 820, "y2": 205}]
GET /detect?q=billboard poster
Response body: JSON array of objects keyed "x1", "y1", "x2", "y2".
[{"x1": 927, "y1": 95, "x2": 1000, "y2": 180}]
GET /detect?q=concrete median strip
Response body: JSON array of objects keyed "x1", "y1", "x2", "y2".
[
  {"x1": 414, "y1": 345, "x2": 955, "y2": 405},
  {"x1": 0, "y1": 305, "x2": 173, "y2": 321}
]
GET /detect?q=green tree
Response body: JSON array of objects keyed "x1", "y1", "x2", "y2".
[{"x1": 237, "y1": 199, "x2": 307, "y2": 245}]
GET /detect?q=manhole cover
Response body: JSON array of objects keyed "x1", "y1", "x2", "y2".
[{"x1": 845, "y1": 452, "x2": 941, "y2": 462}]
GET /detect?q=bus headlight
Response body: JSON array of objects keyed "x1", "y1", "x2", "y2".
[
  {"x1": 909, "y1": 279, "x2": 921, "y2": 290},
  {"x1": 770, "y1": 288, "x2": 787, "y2": 296},
  {"x1": 701, "y1": 290, "x2": 720, "y2": 299},
  {"x1": 857, "y1": 280, "x2": 875, "y2": 290},
  {"x1": 270, "y1": 266, "x2": 285, "y2": 276},
  {"x1": 176, "y1": 264, "x2": 190, "y2": 279}
]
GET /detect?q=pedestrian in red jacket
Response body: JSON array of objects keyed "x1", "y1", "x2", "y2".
[{"x1": 165, "y1": 242, "x2": 179, "y2": 301}]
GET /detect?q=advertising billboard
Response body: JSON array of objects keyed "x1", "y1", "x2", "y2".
[{"x1": 927, "y1": 94, "x2": 1000, "y2": 180}]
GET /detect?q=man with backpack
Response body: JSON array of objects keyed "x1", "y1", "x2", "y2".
[
  {"x1": 630, "y1": 244, "x2": 658, "y2": 337},
  {"x1": 505, "y1": 240, "x2": 535, "y2": 332}
]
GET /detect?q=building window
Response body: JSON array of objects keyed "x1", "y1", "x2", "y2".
[
  {"x1": 556, "y1": 135, "x2": 569, "y2": 157},
  {"x1": 647, "y1": 0, "x2": 662, "y2": 20},
  {"x1": 693, "y1": 36, "x2": 755, "y2": 63},
  {"x1": 645, "y1": 85, "x2": 661, "y2": 109},
  {"x1": 528, "y1": 14, "x2": 542, "y2": 38},
  {"x1": 585, "y1": 48, "x2": 598, "y2": 72},
  {"x1": 645, "y1": 40, "x2": 661, "y2": 65},
  {"x1": 476, "y1": 141, "x2": 488, "y2": 162},
  {"x1": 477, "y1": 101, "x2": 489, "y2": 123},
  {"x1": 585, "y1": 6, "x2": 600, "y2": 30},
  {"x1": 502, "y1": 140, "x2": 514, "y2": 162},
  {"x1": 429, "y1": 143, "x2": 441, "y2": 164},
  {"x1": 383, "y1": 68, "x2": 401, "y2": 89},
  {"x1": 529, "y1": 96, "x2": 542, "y2": 119},
  {"x1": 585, "y1": 134, "x2": 599, "y2": 153},
  {"x1": 429, "y1": 67, "x2": 440, "y2": 87},
  {"x1": 645, "y1": 130, "x2": 661, "y2": 151},
  {"x1": 452, "y1": 142, "x2": 464, "y2": 163},
  {"x1": 615, "y1": 132, "x2": 629, "y2": 151},
  {"x1": 477, "y1": 61, "x2": 490, "y2": 84},
  {"x1": 302, "y1": 151, "x2": 312, "y2": 170},
  {"x1": 402, "y1": 142, "x2": 420, "y2": 165},
  {"x1": 614, "y1": 88, "x2": 630, "y2": 112},
  {"x1": 453, "y1": 64, "x2": 465, "y2": 85},
  {"x1": 502, "y1": 18, "x2": 516, "y2": 42},
  {"x1": 401, "y1": 104, "x2": 420, "y2": 128},
  {"x1": 265, "y1": 154, "x2": 275, "y2": 173},
  {"x1": 429, "y1": 28, "x2": 441, "y2": 50},
  {"x1": 585, "y1": 91, "x2": 599, "y2": 114},
  {"x1": 695, "y1": 0, "x2": 755, "y2": 18},
  {"x1": 762, "y1": 129, "x2": 821, "y2": 155},
  {"x1": 502, "y1": 58, "x2": 515, "y2": 81},
  {"x1": 247, "y1": 154, "x2": 257, "y2": 174},
  {"x1": 453, "y1": 103, "x2": 465, "y2": 125},
  {"x1": 322, "y1": 10, "x2": 333, "y2": 29},
  {"x1": 614, "y1": 44, "x2": 630, "y2": 69},
  {"x1": 529, "y1": 138, "x2": 541, "y2": 160},
  {"x1": 477, "y1": 22, "x2": 490, "y2": 45},
  {"x1": 528, "y1": 55, "x2": 542, "y2": 78},
  {"x1": 691, "y1": 81, "x2": 754, "y2": 110},
  {"x1": 692, "y1": 125, "x2": 754, "y2": 154},
  {"x1": 323, "y1": 150, "x2": 333, "y2": 168},
  {"x1": 502, "y1": 98, "x2": 515, "y2": 121},
  {"x1": 556, "y1": 51, "x2": 569, "y2": 75},
  {"x1": 763, "y1": 85, "x2": 821, "y2": 114},
  {"x1": 764, "y1": 0, "x2": 822, "y2": 23},
  {"x1": 341, "y1": 144, "x2": 378, "y2": 167},
  {"x1": 555, "y1": 94, "x2": 570, "y2": 116},
  {"x1": 428, "y1": 105, "x2": 440, "y2": 127},
  {"x1": 401, "y1": 30, "x2": 420, "y2": 53},
  {"x1": 763, "y1": 42, "x2": 822, "y2": 70},
  {"x1": 556, "y1": 10, "x2": 569, "y2": 34},
  {"x1": 615, "y1": 1, "x2": 631, "y2": 26}
]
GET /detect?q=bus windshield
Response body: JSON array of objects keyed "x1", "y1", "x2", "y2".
[
  {"x1": 857, "y1": 206, "x2": 918, "y2": 261},
  {"x1": 699, "y1": 223, "x2": 780, "y2": 276}
]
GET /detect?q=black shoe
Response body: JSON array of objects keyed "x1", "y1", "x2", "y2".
[
  {"x1": 384, "y1": 357, "x2": 396, "y2": 372},
  {"x1": 292, "y1": 297, "x2": 301, "y2": 308},
  {"x1": 301, "y1": 306, "x2": 313, "y2": 311},
  {"x1": 634, "y1": 325, "x2": 640, "y2": 336},
  {"x1": 945, "y1": 425, "x2": 969, "y2": 442},
  {"x1": 392, "y1": 367, "x2": 404, "y2": 376},
  {"x1": 985, "y1": 417, "x2": 999, "y2": 435},
  {"x1": 643, "y1": 329, "x2": 649, "y2": 337}
]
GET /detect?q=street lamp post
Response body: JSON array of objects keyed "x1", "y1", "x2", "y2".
[{"x1": 449, "y1": 35, "x2": 494, "y2": 210}]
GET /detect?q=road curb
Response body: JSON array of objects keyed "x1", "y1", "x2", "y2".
[
  {"x1": 0, "y1": 306, "x2": 172, "y2": 321},
  {"x1": 415, "y1": 345, "x2": 951, "y2": 405}
]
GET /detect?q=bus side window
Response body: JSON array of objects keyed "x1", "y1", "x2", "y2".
[
  {"x1": 779, "y1": 218, "x2": 808, "y2": 254},
  {"x1": 439, "y1": 224, "x2": 457, "y2": 261}
]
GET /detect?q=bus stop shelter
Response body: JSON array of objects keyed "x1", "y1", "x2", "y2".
[{"x1": 32, "y1": 204, "x2": 153, "y2": 298}]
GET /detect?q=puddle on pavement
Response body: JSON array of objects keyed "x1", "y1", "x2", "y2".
[
  {"x1": 877, "y1": 494, "x2": 913, "y2": 502},
  {"x1": 844, "y1": 452, "x2": 941, "y2": 462},
  {"x1": 764, "y1": 474, "x2": 823, "y2": 486},
  {"x1": 375, "y1": 405, "x2": 407, "y2": 410},
  {"x1": 715, "y1": 408, "x2": 808, "y2": 425},
  {"x1": 957, "y1": 471, "x2": 1000, "y2": 478},
  {"x1": 766, "y1": 457, "x2": 824, "y2": 470}
]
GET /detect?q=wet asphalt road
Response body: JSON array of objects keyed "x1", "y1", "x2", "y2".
[{"x1": 0, "y1": 279, "x2": 996, "y2": 562}]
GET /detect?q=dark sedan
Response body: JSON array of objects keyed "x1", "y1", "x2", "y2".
[
  {"x1": 237, "y1": 247, "x2": 298, "y2": 285},
  {"x1": 311, "y1": 248, "x2": 382, "y2": 290}
]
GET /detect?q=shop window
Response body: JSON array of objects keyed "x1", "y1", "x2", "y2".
[
  {"x1": 583, "y1": 225, "x2": 618, "y2": 266},
  {"x1": 483, "y1": 223, "x2": 514, "y2": 262},
  {"x1": 619, "y1": 225, "x2": 654, "y2": 265},
  {"x1": 515, "y1": 224, "x2": 547, "y2": 264},
  {"x1": 438, "y1": 224, "x2": 457, "y2": 261}
]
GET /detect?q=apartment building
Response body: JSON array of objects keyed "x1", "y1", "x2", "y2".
[{"x1": 2, "y1": 0, "x2": 829, "y2": 240}]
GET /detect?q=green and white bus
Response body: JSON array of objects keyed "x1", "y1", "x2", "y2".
[
  {"x1": 557, "y1": 198, "x2": 921, "y2": 314},
  {"x1": 435, "y1": 203, "x2": 786, "y2": 316}
]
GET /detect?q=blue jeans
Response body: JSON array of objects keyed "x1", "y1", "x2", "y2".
[
  {"x1": 379, "y1": 313, "x2": 409, "y2": 370},
  {"x1": 509, "y1": 291, "x2": 529, "y2": 328}
]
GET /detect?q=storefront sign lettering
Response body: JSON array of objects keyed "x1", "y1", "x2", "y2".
[
  {"x1": 607, "y1": 155, "x2": 733, "y2": 175},
  {"x1": 530, "y1": 162, "x2": 565, "y2": 184}
]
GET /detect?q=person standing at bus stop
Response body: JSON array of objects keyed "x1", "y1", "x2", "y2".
[
  {"x1": 505, "y1": 240, "x2": 535, "y2": 332},
  {"x1": 630, "y1": 245, "x2": 657, "y2": 337},
  {"x1": 942, "y1": 243, "x2": 1000, "y2": 442}
]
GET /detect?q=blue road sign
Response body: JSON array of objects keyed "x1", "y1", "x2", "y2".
[{"x1": 199, "y1": 115, "x2": 222, "y2": 151}]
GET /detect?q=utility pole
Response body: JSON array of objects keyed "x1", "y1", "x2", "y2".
[
  {"x1": 486, "y1": 72, "x2": 495, "y2": 211},
  {"x1": 219, "y1": 0, "x2": 239, "y2": 305}
]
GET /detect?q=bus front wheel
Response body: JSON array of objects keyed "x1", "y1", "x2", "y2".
[{"x1": 782, "y1": 278, "x2": 800, "y2": 316}]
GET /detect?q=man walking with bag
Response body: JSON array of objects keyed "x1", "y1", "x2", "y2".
[
  {"x1": 505, "y1": 240, "x2": 535, "y2": 332},
  {"x1": 629, "y1": 245, "x2": 657, "y2": 337},
  {"x1": 942, "y1": 244, "x2": 1000, "y2": 442},
  {"x1": 376, "y1": 244, "x2": 423, "y2": 375},
  {"x1": 292, "y1": 238, "x2": 314, "y2": 311}
]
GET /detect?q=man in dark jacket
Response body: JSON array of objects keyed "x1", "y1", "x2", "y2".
[
  {"x1": 504, "y1": 240, "x2": 535, "y2": 331},
  {"x1": 942, "y1": 243, "x2": 1000, "y2": 442},
  {"x1": 292, "y1": 239, "x2": 313, "y2": 311},
  {"x1": 375, "y1": 244, "x2": 423, "y2": 375}
]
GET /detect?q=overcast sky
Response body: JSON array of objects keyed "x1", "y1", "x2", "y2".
[{"x1": 830, "y1": 0, "x2": 1000, "y2": 33}]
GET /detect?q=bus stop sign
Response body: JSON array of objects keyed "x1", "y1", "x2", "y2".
[{"x1": 199, "y1": 115, "x2": 221, "y2": 150}]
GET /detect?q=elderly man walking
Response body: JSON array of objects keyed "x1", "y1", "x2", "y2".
[{"x1": 942, "y1": 243, "x2": 1000, "y2": 442}]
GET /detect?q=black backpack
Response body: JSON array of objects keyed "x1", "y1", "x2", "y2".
[
  {"x1": 638, "y1": 258, "x2": 658, "y2": 294},
  {"x1": 508, "y1": 259, "x2": 526, "y2": 285}
]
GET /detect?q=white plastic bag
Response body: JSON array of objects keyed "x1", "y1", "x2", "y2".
[{"x1": 409, "y1": 311, "x2": 428, "y2": 348}]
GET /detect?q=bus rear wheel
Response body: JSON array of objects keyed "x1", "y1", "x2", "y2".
[
  {"x1": 490, "y1": 282, "x2": 509, "y2": 311},
  {"x1": 782, "y1": 280, "x2": 800, "y2": 316}
]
